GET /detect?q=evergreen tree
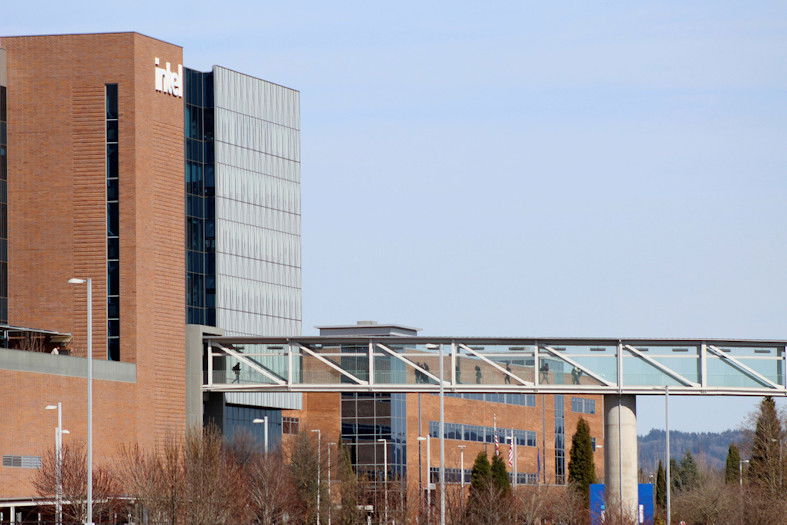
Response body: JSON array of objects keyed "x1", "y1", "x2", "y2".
[
  {"x1": 669, "y1": 458, "x2": 681, "y2": 492},
  {"x1": 568, "y1": 417, "x2": 596, "y2": 504},
  {"x1": 469, "y1": 451, "x2": 492, "y2": 495},
  {"x1": 490, "y1": 453, "x2": 511, "y2": 498},
  {"x1": 678, "y1": 451, "x2": 699, "y2": 491},
  {"x1": 655, "y1": 461, "x2": 666, "y2": 509},
  {"x1": 725, "y1": 444, "x2": 741, "y2": 485},
  {"x1": 747, "y1": 396, "x2": 783, "y2": 495}
]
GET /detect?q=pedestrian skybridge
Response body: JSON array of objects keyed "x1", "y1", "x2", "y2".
[{"x1": 203, "y1": 337, "x2": 787, "y2": 396}]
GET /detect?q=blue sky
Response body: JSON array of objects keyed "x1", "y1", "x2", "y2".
[{"x1": 4, "y1": 1, "x2": 786, "y2": 432}]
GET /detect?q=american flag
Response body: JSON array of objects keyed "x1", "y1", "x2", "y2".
[
  {"x1": 508, "y1": 440, "x2": 514, "y2": 467},
  {"x1": 494, "y1": 432, "x2": 500, "y2": 456}
]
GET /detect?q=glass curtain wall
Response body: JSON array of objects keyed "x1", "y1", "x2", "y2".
[
  {"x1": 184, "y1": 68, "x2": 216, "y2": 326},
  {"x1": 341, "y1": 393, "x2": 407, "y2": 486}
]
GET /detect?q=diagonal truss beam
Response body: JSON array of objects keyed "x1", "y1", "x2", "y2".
[
  {"x1": 458, "y1": 344, "x2": 533, "y2": 386},
  {"x1": 542, "y1": 345, "x2": 615, "y2": 387},
  {"x1": 706, "y1": 345, "x2": 781, "y2": 389},
  {"x1": 297, "y1": 344, "x2": 367, "y2": 385},
  {"x1": 624, "y1": 345, "x2": 700, "y2": 387},
  {"x1": 376, "y1": 343, "x2": 446, "y2": 385},
  {"x1": 214, "y1": 344, "x2": 286, "y2": 385}
]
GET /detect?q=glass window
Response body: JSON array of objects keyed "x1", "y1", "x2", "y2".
[
  {"x1": 106, "y1": 178, "x2": 118, "y2": 201},
  {"x1": 106, "y1": 144, "x2": 118, "y2": 178},
  {"x1": 107, "y1": 203, "x2": 119, "y2": 236},
  {"x1": 107, "y1": 296, "x2": 119, "y2": 319},
  {"x1": 105, "y1": 84, "x2": 118, "y2": 119},
  {"x1": 107, "y1": 260, "x2": 119, "y2": 296},
  {"x1": 106, "y1": 120, "x2": 118, "y2": 142},
  {"x1": 108, "y1": 319, "x2": 120, "y2": 338},
  {"x1": 107, "y1": 238, "x2": 119, "y2": 260}
]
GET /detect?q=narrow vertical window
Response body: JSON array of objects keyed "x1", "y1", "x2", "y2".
[
  {"x1": 0, "y1": 84, "x2": 8, "y2": 324},
  {"x1": 105, "y1": 84, "x2": 119, "y2": 361},
  {"x1": 554, "y1": 394, "x2": 565, "y2": 483}
]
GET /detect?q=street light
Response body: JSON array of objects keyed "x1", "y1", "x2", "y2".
[
  {"x1": 67, "y1": 277, "x2": 92, "y2": 525},
  {"x1": 739, "y1": 459, "x2": 750, "y2": 487},
  {"x1": 327, "y1": 442, "x2": 336, "y2": 525},
  {"x1": 457, "y1": 445, "x2": 466, "y2": 489},
  {"x1": 425, "y1": 343, "x2": 445, "y2": 525},
  {"x1": 252, "y1": 417, "x2": 269, "y2": 453},
  {"x1": 311, "y1": 429, "x2": 321, "y2": 525},
  {"x1": 417, "y1": 435, "x2": 431, "y2": 523},
  {"x1": 378, "y1": 438, "x2": 388, "y2": 525},
  {"x1": 45, "y1": 403, "x2": 69, "y2": 525},
  {"x1": 770, "y1": 438, "x2": 783, "y2": 488}
]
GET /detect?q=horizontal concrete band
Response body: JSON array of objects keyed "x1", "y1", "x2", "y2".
[{"x1": 0, "y1": 348, "x2": 136, "y2": 382}]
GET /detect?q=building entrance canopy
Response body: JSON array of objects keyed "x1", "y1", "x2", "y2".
[{"x1": 203, "y1": 337, "x2": 787, "y2": 396}]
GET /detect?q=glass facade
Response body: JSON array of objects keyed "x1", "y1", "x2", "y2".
[
  {"x1": 554, "y1": 394, "x2": 565, "y2": 484},
  {"x1": 442, "y1": 392, "x2": 536, "y2": 406},
  {"x1": 428, "y1": 467, "x2": 537, "y2": 485},
  {"x1": 222, "y1": 404, "x2": 283, "y2": 450},
  {"x1": 184, "y1": 68, "x2": 216, "y2": 327},
  {"x1": 105, "y1": 84, "x2": 119, "y2": 360},
  {"x1": 0, "y1": 84, "x2": 7, "y2": 323},
  {"x1": 428, "y1": 421, "x2": 537, "y2": 447},
  {"x1": 212, "y1": 66, "x2": 301, "y2": 337},
  {"x1": 571, "y1": 397, "x2": 596, "y2": 414},
  {"x1": 341, "y1": 393, "x2": 406, "y2": 483}
]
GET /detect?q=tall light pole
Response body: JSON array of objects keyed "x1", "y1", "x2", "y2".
[
  {"x1": 457, "y1": 445, "x2": 466, "y2": 489},
  {"x1": 252, "y1": 417, "x2": 269, "y2": 453},
  {"x1": 665, "y1": 385, "x2": 670, "y2": 525},
  {"x1": 327, "y1": 442, "x2": 336, "y2": 525},
  {"x1": 770, "y1": 438, "x2": 783, "y2": 488},
  {"x1": 426, "y1": 343, "x2": 445, "y2": 525},
  {"x1": 417, "y1": 435, "x2": 431, "y2": 523},
  {"x1": 311, "y1": 429, "x2": 321, "y2": 525},
  {"x1": 378, "y1": 438, "x2": 388, "y2": 525},
  {"x1": 45, "y1": 403, "x2": 70, "y2": 525},
  {"x1": 68, "y1": 277, "x2": 92, "y2": 525},
  {"x1": 739, "y1": 459, "x2": 749, "y2": 487}
]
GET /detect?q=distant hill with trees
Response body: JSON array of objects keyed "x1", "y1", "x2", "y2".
[{"x1": 638, "y1": 429, "x2": 746, "y2": 473}]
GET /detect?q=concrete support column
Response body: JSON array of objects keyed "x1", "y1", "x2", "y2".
[{"x1": 604, "y1": 394, "x2": 638, "y2": 520}]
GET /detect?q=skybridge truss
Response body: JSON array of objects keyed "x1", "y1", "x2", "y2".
[{"x1": 203, "y1": 337, "x2": 787, "y2": 396}]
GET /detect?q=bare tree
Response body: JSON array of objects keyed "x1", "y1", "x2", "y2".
[
  {"x1": 120, "y1": 427, "x2": 250, "y2": 525},
  {"x1": 246, "y1": 451, "x2": 299, "y2": 524},
  {"x1": 32, "y1": 441, "x2": 122, "y2": 524}
]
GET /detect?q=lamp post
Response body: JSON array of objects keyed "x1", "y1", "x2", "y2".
[
  {"x1": 311, "y1": 429, "x2": 321, "y2": 525},
  {"x1": 67, "y1": 277, "x2": 92, "y2": 525},
  {"x1": 417, "y1": 435, "x2": 431, "y2": 523},
  {"x1": 327, "y1": 442, "x2": 336, "y2": 525},
  {"x1": 770, "y1": 438, "x2": 783, "y2": 488},
  {"x1": 457, "y1": 445, "x2": 466, "y2": 489},
  {"x1": 739, "y1": 459, "x2": 749, "y2": 487},
  {"x1": 665, "y1": 385, "x2": 670, "y2": 525},
  {"x1": 378, "y1": 438, "x2": 388, "y2": 525},
  {"x1": 45, "y1": 403, "x2": 70, "y2": 525},
  {"x1": 425, "y1": 343, "x2": 445, "y2": 525},
  {"x1": 252, "y1": 417, "x2": 269, "y2": 453}
]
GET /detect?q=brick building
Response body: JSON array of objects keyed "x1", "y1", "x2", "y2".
[{"x1": 0, "y1": 31, "x2": 301, "y2": 521}]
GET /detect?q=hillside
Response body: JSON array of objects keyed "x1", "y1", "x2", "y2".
[{"x1": 637, "y1": 429, "x2": 746, "y2": 473}]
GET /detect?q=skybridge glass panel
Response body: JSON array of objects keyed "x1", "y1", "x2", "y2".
[
  {"x1": 622, "y1": 346, "x2": 700, "y2": 386},
  {"x1": 707, "y1": 346, "x2": 784, "y2": 388},
  {"x1": 379, "y1": 343, "x2": 441, "y2": 385},
  {"x1": 541, "y1": 345, "x2": 618, "y2": 385}
]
